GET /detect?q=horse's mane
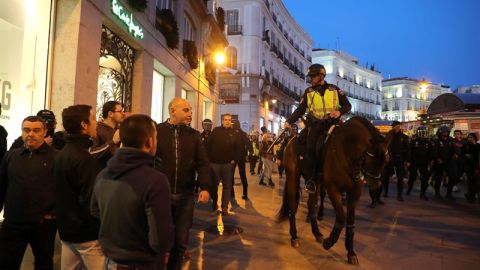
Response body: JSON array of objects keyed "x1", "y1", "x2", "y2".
[{"x1": 345, "y1": 117, "x2": 384, "y2": 144}]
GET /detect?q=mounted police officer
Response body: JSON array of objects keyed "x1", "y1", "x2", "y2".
[
  {"x1": 284, "y1": 64, "x2": 351, "y2": 193},
  {"x1": 407, "y1": 125, "x2": 433, "y2": 200}
]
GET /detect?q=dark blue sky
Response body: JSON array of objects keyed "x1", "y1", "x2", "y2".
[{"x1": 283, "y1": 0, "x2": 480, "y2": 89}]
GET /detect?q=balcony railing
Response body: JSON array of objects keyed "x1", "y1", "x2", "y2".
[{"x1": 227, "y1": 24, "x2": 243, "y2": 35}]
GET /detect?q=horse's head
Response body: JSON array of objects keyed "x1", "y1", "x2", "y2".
[{"x1": 362, "y1": 134, "x2": 390, "y2": 188}]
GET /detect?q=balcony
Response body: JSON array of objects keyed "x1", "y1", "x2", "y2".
[
  {"x1": 264, "y1": 0, "x2": 270, "y2": 10},
  {"x1": 227, "y1": 24, "x2": 243, "y2": 35},
  {"x1": 272, "y1": 13, "x2": 277, "y2": 23}
]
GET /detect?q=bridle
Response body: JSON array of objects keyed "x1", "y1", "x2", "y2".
[{"x1": 362, "y1": 148, "x2": 388, "y2": 180}]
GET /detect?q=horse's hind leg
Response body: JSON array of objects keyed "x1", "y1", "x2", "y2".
[
  {"x1": 345, "y1": 194, "x2": 360, "y2": 265},
  {"x1": 323, "y1": 190, "x2": 345, "y2": 250},
  {"x1": 307, "y1": 189, "x2": 323, "y2": 243}
]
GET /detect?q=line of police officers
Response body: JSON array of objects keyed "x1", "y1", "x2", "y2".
[{"x1": 373, "y1": 123, "x2": 480, "y2": 207}]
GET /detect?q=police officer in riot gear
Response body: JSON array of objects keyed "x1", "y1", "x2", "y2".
[
  {"x1": 431, "y1": 125, "x2": 454, "y2": 199},
  {"x1": 284, "y1": 64, "x2": 351, "y2": 193},
  {"x1": 200, "y1": 118, "x2": 213, "y2": 146},
  {"x1": 407, "y1": 125, "x2": 433, "y2": 200}
]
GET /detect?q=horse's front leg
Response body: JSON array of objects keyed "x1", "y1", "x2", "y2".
[
  {"x1": 289, "y1": 210, "x2": 300, "y2": 248},
  {"x1": 307, "y1": 188, "x2": 323, "y2": 243},
  {"x1": 323, "y1": 190, "x2": 345, "y2": 250},
  {"x1": 317, "y1": 183, "x2": 326, "y2": 220},
  {"x1": 345, "y1": 191, "x2": 360, "y2": 265}
]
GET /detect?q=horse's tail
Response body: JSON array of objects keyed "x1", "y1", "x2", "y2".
[{"x1": 276, "y1": 178, "x2": 291, "y2": 222}]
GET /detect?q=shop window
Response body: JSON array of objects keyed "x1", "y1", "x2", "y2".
[
  {"x1": 97, "y1": 26, "x2": 134, "y2": 120},
  {"x1": 0, "y1": 0, "x2": 52, "y2": 147},
  {"x1": 151, "y1": 70, "x2": 165, "y2": 123}
]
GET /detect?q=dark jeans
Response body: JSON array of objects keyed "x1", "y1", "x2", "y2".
[
  {"x1": 211, "y1": 163, "x2": 233, "y2": 211},
  {"x1": 231, "y1": 159, "x2": 248, "y2": 198},
  {"x1": 166, "y1": 192, "x2": 195, "y2": 270},
  {"x1": 408, "y1": 163, "x2": 429, "y2": 195},
  {"x1": 382, "y1": 154, "x2": 406, "y2": 195},
  {"x1": 432, "y1": 162, "x2": 449, "y2": 195},
  {"x1": 0, "y1": 219, "x2": 57, "y2": 270},
  {"x1": 249, "y1": 156, "x2": 259, "y2": 174}
]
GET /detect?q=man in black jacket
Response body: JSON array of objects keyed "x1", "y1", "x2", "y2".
[
  {"x1": 230, "y1": 120, "x2": 253, "y2": 201},
  {"x1": 54, "y1": 104, "x2": 105, "y2": 269},
  {"x1": 91, "y1": 114, "x2": 174, "y2": 270},
  {"x1": 154, "y1": 97, "x2": 211, "y2": 270},
  {"x1": 207, "y1": 113, "x2": 240, "y2": 216},
  {"x1": 0, "y1": 116, "x2": 57, "y2": 269}
]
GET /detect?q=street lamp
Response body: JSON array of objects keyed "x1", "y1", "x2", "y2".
[
  {"x1": 419, "y1": 81, "x2": 428, "y2": 115},
  {"x1": 214, "y1": 51, "x2": 225, "y2": 66}
]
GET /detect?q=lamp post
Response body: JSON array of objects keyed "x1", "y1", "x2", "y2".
[{"x1": 419, "y1": 81, "x2": 428, "y2": 115}]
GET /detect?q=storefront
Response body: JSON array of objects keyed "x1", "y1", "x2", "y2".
[{"x1": 0, "y1": 0, "x2": 54, "y2": 146}]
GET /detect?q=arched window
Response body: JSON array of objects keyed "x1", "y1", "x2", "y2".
[{"x1": 226, "y1": 46, "x2": 237, "y2": 69}]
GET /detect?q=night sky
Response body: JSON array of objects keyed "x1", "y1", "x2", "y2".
[{"x1": 283, "y1": 0, "x2": 480, "y2": 89}]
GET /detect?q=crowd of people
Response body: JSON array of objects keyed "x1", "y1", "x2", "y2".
[
  {"x1": 0, "y1": 96, "x2": 290, "y2": 270},
  {"x1": 369, "y1": 120, "x2": 480, "y2": 207}
]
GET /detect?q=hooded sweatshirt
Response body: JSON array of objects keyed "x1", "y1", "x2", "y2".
[{"x1": 91, "y1": 147, "x2": 173, "y2": 267}]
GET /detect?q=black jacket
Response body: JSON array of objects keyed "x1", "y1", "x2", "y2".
[
  {"x1": 0, "y1": 143, "x2": 57, "y2": 222},
  {"x1": 387, "y1": 130, "x2": 411, "y2": 161},
  {"x1": 154, "y1": 122, "x2": 211, "y2": 194},
  {"x1": 91, "y1": 148, "x2": 174, "y2": 267},
  {"x1": 287, "y1": 83, "x2": 351, "y2": 124},
  {"x1": 54, "y1": 134, "x2": 101, "y2": 243},
  {"x1": 207, "y1": 126, "x2": 240, "y2": 164}
]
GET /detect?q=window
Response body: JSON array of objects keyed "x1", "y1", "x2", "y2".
[
  {"x1": 203, "y1": 98, "x2": 213, "y2": 121},
  {"x1": 226, "y1": 10, "x2": 239, "y2": 27},
  {"x1": 182, "y1": 13, "x2": 196, "y2": 41},
  {"x1": 226, "y1": 46, "x2": 237, "y2": 69},
  {"x1": 157, "y1": 0, "x2": 175, "y2": 10}
]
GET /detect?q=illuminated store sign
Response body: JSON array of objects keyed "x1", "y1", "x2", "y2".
[{"x1": 111, "y1": 0, "x2": 144, "y2": 39}]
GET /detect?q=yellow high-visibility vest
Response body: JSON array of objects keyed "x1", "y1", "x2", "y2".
[
  {"x1": 306, "y1": 87, "x2": 340, "y2": 119},
  {"x1": 252, "y1": 143, "x2": 259, "y2": 156}
]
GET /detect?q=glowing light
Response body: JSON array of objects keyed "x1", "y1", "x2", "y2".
[
  {"x1": 214, "y1": 52, "x2": 225, "y2": 65},
  {"x1": 396, "y1": 88, "x2": 403, "y2": 98}
]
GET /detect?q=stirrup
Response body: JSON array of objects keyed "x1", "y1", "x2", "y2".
[{"x1": 305, "y1": 179, "x2": 317, "y2": 194}]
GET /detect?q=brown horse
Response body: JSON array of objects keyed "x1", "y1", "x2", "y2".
[{"x1": 278, "y1": 116, "x2": 390, "y2": 265}]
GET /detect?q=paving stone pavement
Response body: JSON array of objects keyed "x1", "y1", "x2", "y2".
[{"x1": 19, "y1": 168, "x2": 480, "y2": 270}]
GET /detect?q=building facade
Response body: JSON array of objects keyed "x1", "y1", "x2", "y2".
[
  {"x1": 0, "y1": 0, "x2": 227, "y2": 147},
  {"x1": 382, "y1": 77, "x2": 451, "y2": 122},
  {"x1": 455, "y1": 85, "x2": 480, "y2": 94},
  {"x1": 217, "y1": 0, "x2": 312, "y2": 134},
  {"x1": 312, "y1": 49, "x2": 383, "y2": 120}
]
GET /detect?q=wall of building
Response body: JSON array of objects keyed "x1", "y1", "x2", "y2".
[
  {"x1": 382, "y1": 77, "x2": 451, "y2": 121},
  {"x1": 218, "y1": 0, "x2": 312, "y2": 133},
  {"x1": 48, "y1": 0, "x2": 226, "y2": 131}
]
